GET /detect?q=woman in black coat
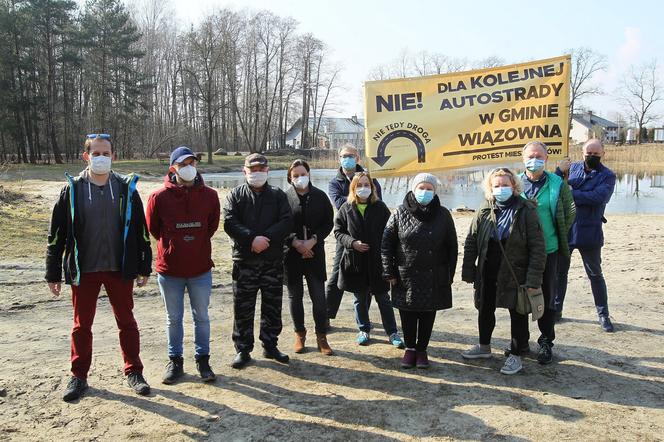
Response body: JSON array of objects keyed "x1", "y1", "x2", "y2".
[
  {"x1": 284, "y1": 160, "x2": 334, "y2": 355},
  {"x1": 334, "y1": 172, "x2": 404, "y2": 348},
  {"x1": 382, "y1": 173, "x2": 458, "y2": 369}
]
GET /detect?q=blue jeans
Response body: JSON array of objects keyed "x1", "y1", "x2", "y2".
[
  {"x1": 157, "y1": 270, "x2": 212, "y2": 357},
  {"x1": 353, "y1": 290, "x2": 398, "y2": 335},
  {"x1": 556, "y1": 247, "x2": 609, "y2": 317}
]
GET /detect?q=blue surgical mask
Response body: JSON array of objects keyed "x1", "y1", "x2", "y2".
[
  {"x1": 340, "y1": 156, "x2": 356, "y2": 170},
  {"x1": 492, "y1": 186, "x2": 513, "y2": 203},
  {"x1": 414, "y1": 189, "x2": 435, "y2": 205},
  {"x1": 525, "y1": 158, "x2": 546, "y2": 172}
]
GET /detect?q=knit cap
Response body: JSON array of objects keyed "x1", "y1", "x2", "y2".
[{"x1": 411, "y1": 173, "x2": 439, "y2": 193}]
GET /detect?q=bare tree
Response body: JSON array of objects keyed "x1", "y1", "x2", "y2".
[
  {"x1": 475, "y1": 56, "x2": 505, "y2": 69},
  {"x1": 618, "y1": 60, "x2": 662, "y2": 144},
  {"x1": 568, "y1": 47, "x2": 607, "y2": 133}
]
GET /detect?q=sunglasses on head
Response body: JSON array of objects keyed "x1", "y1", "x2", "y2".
[
  {"x1": 86, "y1": 133, "x2": 111, "y2": 140},
  {"x1": 490, "y1": 167, "x2": 513, "y2": 175}
]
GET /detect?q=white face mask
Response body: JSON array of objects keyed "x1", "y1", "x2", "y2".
[
  {"x1": 292, "y1": 175, "x2": 309, "y2": 190},
  {"x1": 356, "y1": 187, "x2": 372, "y2": 199},
  {"x1": 176, "y1": 165, "x2": 197, "y2": 182},
  {"x1": 89, "y1": 155, "x2": 112, "y2": 175},
  {"x1": 247, "y1": 171, "x2": 268, "y2": 187}
]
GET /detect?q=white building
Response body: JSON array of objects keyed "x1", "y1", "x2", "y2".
[
  {"x1": 285, "y1": 116, "x2": 365, "y2": 150},
  {"x1": 570, "y1": 111, "x2": 619, "y2": 144}
]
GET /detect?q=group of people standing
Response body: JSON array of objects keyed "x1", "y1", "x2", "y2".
[{"x1": 46, "y1": 134, "x2": 616, "y2": 402}]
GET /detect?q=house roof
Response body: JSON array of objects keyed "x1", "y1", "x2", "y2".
[
  {"x1": 285, "y1": 117, "x2": 365, "y2": 141},
  {"x1": 572, "y1": 113, "x2": 618, "y2": 129}
]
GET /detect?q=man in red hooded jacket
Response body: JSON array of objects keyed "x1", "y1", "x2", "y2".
[{"x1": 145, "y1": 146, "x2": 220, "y2": 384}]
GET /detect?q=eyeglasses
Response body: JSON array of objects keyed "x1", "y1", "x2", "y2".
[{"x1": 86, "y1": 133, "x2": 111, "y2": 140}]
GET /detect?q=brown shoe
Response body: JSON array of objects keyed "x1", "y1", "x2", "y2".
[
  {"x1": 317, "y1": 333, "x2": 333, "y2": 356},
  {"x1": 294, "y1": 330, "x2": 307, "y2": 353}
]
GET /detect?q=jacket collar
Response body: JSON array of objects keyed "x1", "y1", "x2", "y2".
[{"x1": 335, "y1": 164, "x2": 365, "y2": 182}]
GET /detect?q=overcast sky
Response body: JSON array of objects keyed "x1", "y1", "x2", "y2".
[{"x1": 168, "y1": 0, "x2": 664, "y2": 124}]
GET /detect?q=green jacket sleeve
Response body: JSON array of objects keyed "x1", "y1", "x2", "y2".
[
  {"x1": 461, "y1": 212, "x2": 480, "y2": 283},
  {"x1": 559, "y1": 181, "x2": 576, "y2": 233}
]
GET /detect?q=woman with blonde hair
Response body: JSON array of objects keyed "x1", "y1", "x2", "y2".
[
  {"x1": 334, "y1": 172, "x2": 403, "y2": 347},
  {"x1": 461, "y1": 167, "x2": 546, "y2": 375}
]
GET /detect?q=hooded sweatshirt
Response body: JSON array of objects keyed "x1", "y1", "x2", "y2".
[{"x1": 145, "y1": 173, "x2": 221, "y2": 277}]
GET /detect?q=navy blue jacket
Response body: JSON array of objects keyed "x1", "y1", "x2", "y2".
[
  {"x1": 558, "y1": 161, "x2": 615, "y2": 249},
  {"x1": 328, "y1": 165, "x2": 382, "y2": 210}
]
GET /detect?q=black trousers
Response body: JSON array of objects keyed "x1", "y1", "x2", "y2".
[
  {"x1": 288, "y1": 271, "x2": 327, "y2": 334},
  {"x1": 399, "y1": 310, "x2": 436, "y2": 352},
  {"x1": 537, "y1": 252, "x2": 558, "y2": 346},
  {"x1": 478, "y1": 240, "x2": 529, "y2": 355},
  {"x1": 232, "y1": 261, "x2": 283, "y2": 353},
  {"x1": 325, "y1": 241, "x2": 344, "y2": 319}
]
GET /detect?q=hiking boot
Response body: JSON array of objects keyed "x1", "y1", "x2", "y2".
[
  {"x1": 316, "y1": 333, "x2": 333, "y2": 356},
  {"x1": 401, "y1": 349, "x2": 416, "y2": 368},
  {"x1": 162, "y1": 356, "x2": 184, "y2": 385},
  {"x1": 63, "y1": 376, "x2": 88, "y2": 402},
  {"x1": 127, "y1": 372, "x2": 151, "y2": 395},
  {"x1": 389, "y1": 333, "x2": 405, "y2": 349},
  {"x1": 416, "y1": 351, "x2": 430, "y2": 369},
  {"x1": 599, "y1": 315, "x2": 614, "y2": 332},
  {"x1": 231, "y1": 352, "x2": 251, "y2": 369},
  {"x1": 294, "y1": 330, "x2": 307, "y2": 353},
  {"x1": 263, "y1": 346, "x2": 289, "y2": 364},
  {"x1": 195, "y1": 355, "x2": 216, "y2": 382},
  {"x1": 462, "y1": 344, "x2": 492, "y2": 360},
  {"x1": 537, "y1": 342, "x2": 553, "y2": 365},
  {"x1": 500, "y1": 354, "x2": 523, "y2": 375},
  {"x1": 356, "y1": 331, "x2": 370, "y2": 346}
]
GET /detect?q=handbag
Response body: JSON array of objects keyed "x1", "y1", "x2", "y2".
[{"x1": 490, "y1": 211, "x2": 544, "y2": 321}]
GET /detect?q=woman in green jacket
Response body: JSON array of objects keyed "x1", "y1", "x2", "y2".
[
  {"x1": 461, "y1": 167, "x2": 546, "y2": 375},
  {"x1": 518, "y1": 141, "x2": 575, "y2": 365}
]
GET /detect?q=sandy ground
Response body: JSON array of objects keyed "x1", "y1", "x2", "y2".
[{"x1": 0, "y1": 179, "x2": 663, "y2": 441}]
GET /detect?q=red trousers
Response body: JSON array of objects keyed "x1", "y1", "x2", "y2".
[{"x1": 70, "y1": 272, "x2": 143, "y2": 379}]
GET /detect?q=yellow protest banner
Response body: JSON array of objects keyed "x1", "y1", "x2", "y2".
[{"x1": 364, "y1": 55, "x2": 571, "y2": 177}]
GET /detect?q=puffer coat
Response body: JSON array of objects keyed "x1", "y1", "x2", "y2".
[{"x1": 381, "y1": 193, "x2": 458, "y2": 311}]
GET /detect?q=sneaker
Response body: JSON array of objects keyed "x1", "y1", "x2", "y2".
[
  {"x1": 537, "y1": 342, "x2": 553, "y2": 365},
  {"x1": 401, "y1": 349, "x2": 416, "y2": 368},
  {"x1": 599, "y1": 315, "x2": 614, "y2": 332},
  {"x1": 356, "y1": 331, "x2": 370, "y2": 346},
  {"x1": 62, "y1": 376, "x2": 88, "y2": 402},
  {"x1": 195, "y1": 355, "x2": 216, "y2": 382},
  {"x1": 162, "y1": 356, "x2": 184, "y2": 385},
  {"x1": 500, "y1": 354, "x2": 523, "y2": 375},
  {"x1": 461, "y1": 344, "x2": 492, "y2": 360},
  {"x1": 416, "y1": 351, "x2": 430, "y2": 369},
  {"x1": 389, "y1": 333, "x2": 405, "y2": 349},
  {"x1": 127, "y1": 372, "x2": 151, "y2": 395}
]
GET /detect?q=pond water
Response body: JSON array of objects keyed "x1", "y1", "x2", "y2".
[{"x1": 204, "y1": 167, "x2": 664, "y2": 215}]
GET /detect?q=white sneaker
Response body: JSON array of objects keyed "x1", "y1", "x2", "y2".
[
  {"x1": 461, "y1": 344, "x2": 492, "y2": 359},
  {"x1": 500, "y1": 354, "x2": 523, "y2": 375}
]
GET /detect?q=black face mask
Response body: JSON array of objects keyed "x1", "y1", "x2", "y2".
[{"x1": 584, "y1": 155, "x2": 601, "y2": 170}]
